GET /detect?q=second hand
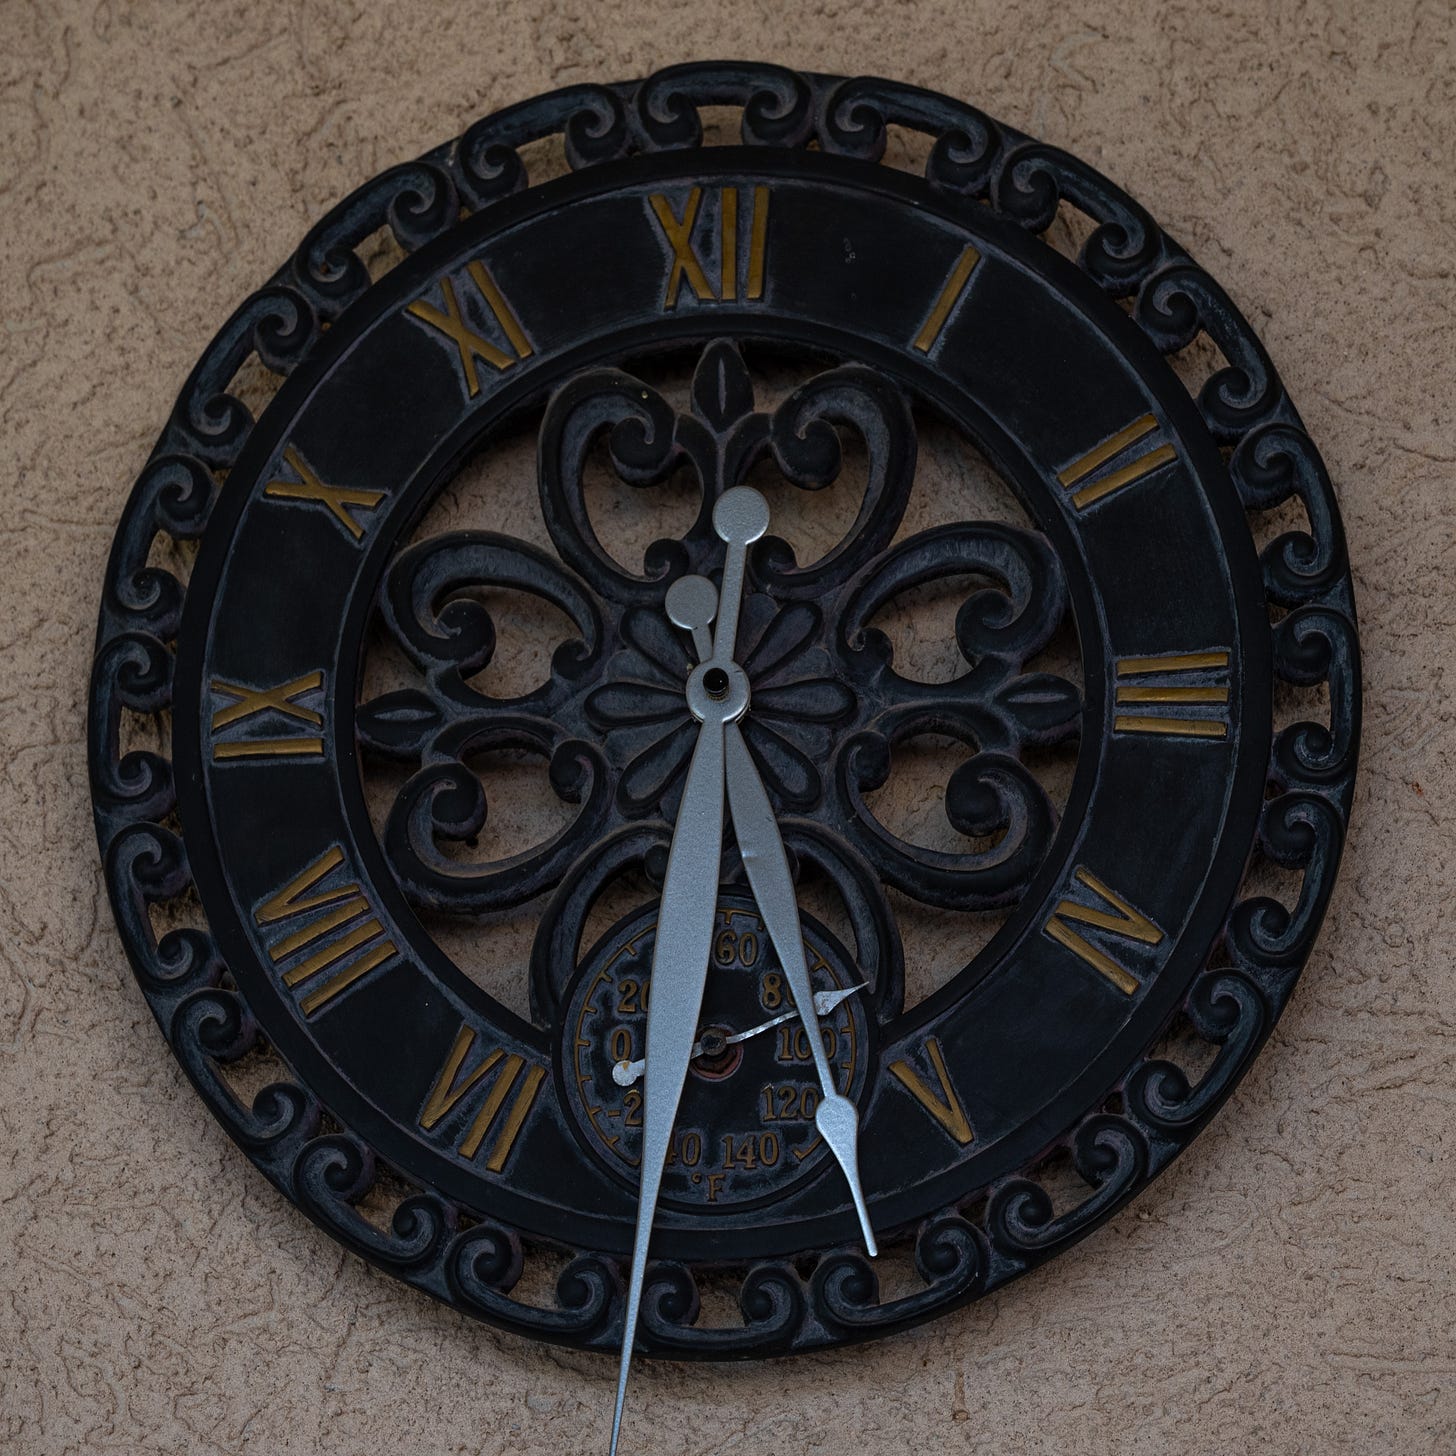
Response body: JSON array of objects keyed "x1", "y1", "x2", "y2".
[{"x1": 611, "y1": 983, "x2": 866, "y2": 1087}]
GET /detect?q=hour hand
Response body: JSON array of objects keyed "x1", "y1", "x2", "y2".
[{"x1": 723, "y1": 721, "x2": 877, "y2": 1256}]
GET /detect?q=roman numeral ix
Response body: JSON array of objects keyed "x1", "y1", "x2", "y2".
[{"x1": 210, "y1": 670, "x2": 325, "y2": 762}]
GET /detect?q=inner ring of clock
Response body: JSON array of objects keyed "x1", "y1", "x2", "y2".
[{"x1": 356, "y1": 337, "x2": 1084, "y2": 1034}]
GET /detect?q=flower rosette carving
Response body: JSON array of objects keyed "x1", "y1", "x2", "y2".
[{"x1": 360, "y1": 338, "x2": 1080, "y2": 1000}]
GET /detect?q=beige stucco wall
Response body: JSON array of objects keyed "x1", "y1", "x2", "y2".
[{"x1": 2, "y1": 1, "x2": 1452, "y2": 1452}]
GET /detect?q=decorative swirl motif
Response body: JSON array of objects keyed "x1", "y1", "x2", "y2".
[
  {"x1": 164, "y1": 286, "x2": 317, "y2": 464},
  {"x1": 103, "y1": 823, "x2": 220, "y2": 999},
  {"x1": 171, "y1": 988, "x2": 321, "y2": 1151},
  {"x1": 449, "y1": 1230, "x2": 619, "y2": 1341},
  {"x1": 838, "y1": 737, "x2": 1054, "y2": 910},
  {"x1": 1135, "y1": 264, "x2": 1279, "y2": 439},
  {"x1": 992, "y1": 143, "x2": 1165, "y2": 295},
  {"x1": 755, "y1": 365, "x2": 918, "y2": 597},
  {"x1": 294, "y1": 1135, "x2": 454, "y2": 1270},
  {"x1": 537, "y1": 365, "x2": 697, "y2": 604},
  {"x1": 456, "y1": 85, "x2": 631, "y2": 208},
  {"x1": 1227, "y1": 793, "x2": 1345, "y2": 980},
  {"x1": 369, "y1": 339, "x2": 1078, "y2": 928},
  {"x1": 1230, "y1": 423, "x2": 1349, "y2": 605},
  {"x1": 813, "y1": 1213, "x2": 986, "y2": 1331},
  {"x1": 385, "y1": 730, "x2": 611, "y2": 915},
  {"x1": 89, "y1": 633, "x2": 175, "y2": 823},
  {"x1": 1126, "y1": 971, "x2": 1267, "y2": 1134},
  {"x1": 89, "y1": 63, "x2": 1359, "y2": 1357},
  {"x1": 819, "y1": 77, "x2": 1002, "y2": 201},
  {"x1": 638, "y1": 62, "x2": 816, "y2": 151},
  {"x1": 102, "y1": 454, "x2": 215, "y2": 637},
  {"x1": 1272, "y1": 608, "x2": 1361, "y2": 789},
  {"x1": 292, "y1": 162, "x2": 458, "y2": 317},
  {"x1": 638, "y1": 1259, "x2": 806, "y2": 1356},
  {"x1": 379, "y1": 532, "x2": 603, "y2": 693},
  {"x1": 987, "y1": 1115, "x2": 1148, "y2": 1259},
  {"x1": 840, "y1": 522, "x2": 1067, "y2": 678}
]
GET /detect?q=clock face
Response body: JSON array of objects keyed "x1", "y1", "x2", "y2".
[{"x1": 90, "y1": 66, "x2": 1359, "y2": 1361}]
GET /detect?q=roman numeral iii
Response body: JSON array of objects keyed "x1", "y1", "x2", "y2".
[
  {"x1": 1114, "y1": 650, "x2": 1232, "y2": 739},
  {"x1": 419, "y1": 1023, "x2": 547, "y2": 1172},
  {"x1": 648, "y1": 185, "x2": 769, "y2": 309},
  {"x1": 253, "y1": 846, "x2": 398, "y2": 1016}
]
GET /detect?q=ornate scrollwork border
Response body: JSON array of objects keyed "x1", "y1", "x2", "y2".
[{"x1": 89, "y1": 62, "x2": 1359, "y2": 1356}]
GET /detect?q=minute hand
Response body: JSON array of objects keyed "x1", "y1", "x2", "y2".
[
  {"x1": 723, "y1": 722, "x2": 878, "y2": 1255},
  {"x1": 609, "y1": 712, "x2": 725, "y2": 1456}
]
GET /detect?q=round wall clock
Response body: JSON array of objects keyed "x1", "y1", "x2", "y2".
[{"x1": 89, "y1": 62, "x2": 1360, "y2": 1449}]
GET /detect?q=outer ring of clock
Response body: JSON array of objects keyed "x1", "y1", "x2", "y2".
[{"x1": 89, "y1": 66, "x2": 1360, "y2": 1357}]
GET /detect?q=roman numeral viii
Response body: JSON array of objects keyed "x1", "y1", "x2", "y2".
[
  {"x1": 1057, "y1": 414, "x2": 1176, "y2": 510},
  {"x1": 254, "y1": 846, "x2": 397, "y2": 1016},
  {"x1": 1043, "y1": 867, "x2": 1164, "y2": 996},
  {"x1": 648, "y1": 185, "x2": 769, "y2": 309},
  {"x1": 419, "y1": 1023, "x2": 547, "y2": 1173},
  {"x1": 888, "y1": 1036, "x2": 973, "y2": 1145},
  {"x1": 210, "y1": 670, "x2": 325, "y2": 762}
]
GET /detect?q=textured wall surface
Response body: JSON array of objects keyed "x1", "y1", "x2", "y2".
[{"x1": 2, "y1": 2, "x2": 1453, "y2": 1453}]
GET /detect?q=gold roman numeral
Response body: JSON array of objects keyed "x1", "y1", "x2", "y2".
[
  {"x1": 1114, "y1": 650, "x2": 1231, "y2": 739},
  {"x1": 420, "y1": 1023, "x2": 548, "y2": 1172},
  {"x1": 648, "y1": 185, "x2": 770, "y2": 309},
  {"x1": 263, "y1": 446, "x2": 385, "y2": 541},
  {"x1": 913, "y1": 244, "x2": 981, "y2": 353},
  {"x1": 254, "y1": 846, "x2": 397, "y2": 1016},
  {"x1": 405, "y1": 258, "x2": 533, "y2": 397},
  {"x1": 210, "y1": 670, "x2": 325, "y2": 761},
  {"x1": 1056, "y1": 414, "x2": 1177, "y2": 510},
  {"x1": 887, "y1": 1036, "x2": 973, "y2": 1145},
  {"x1": 1043, "y1": 867, "x2": 1164, "y2": 996}
]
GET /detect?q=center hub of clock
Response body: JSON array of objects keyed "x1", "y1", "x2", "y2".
[{"x1": 685, "y1": 660, "x2": 749, "y2": 722}]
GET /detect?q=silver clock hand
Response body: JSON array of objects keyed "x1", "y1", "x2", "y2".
[
  {"x1": 724, "y1": 984, "x2": 864, "y2": 1046},
  {"x1": 610, "y1": 984, "x2": 866, "y2": 1089},
  {"x1": 610, "y1": 487, "x2": 766, "y2": 1456},
  {"x1": 724, "y1": 719, "x2": 878, "y2": 1255},
  {"x1": 609, "y1": 710, "x2": 724, "y2": 1456}
]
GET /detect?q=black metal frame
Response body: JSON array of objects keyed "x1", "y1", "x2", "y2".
[{"x1": 89, "y1": 64, "x2": 1360, "y2": 1357}]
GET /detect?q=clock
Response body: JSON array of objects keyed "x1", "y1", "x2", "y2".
[{"x1": 89, "y1": 62, "x2": 1360, "y2": 1447}]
